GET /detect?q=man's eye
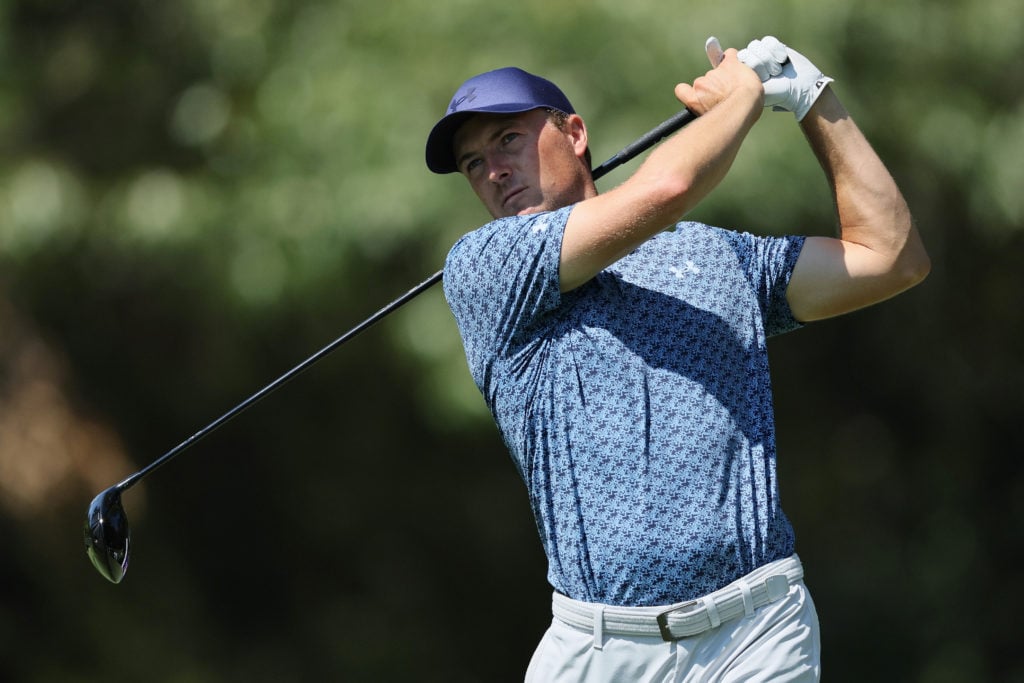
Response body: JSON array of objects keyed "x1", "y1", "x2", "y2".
[
  {"x1": 464, "y1": 158, "x2": 482, "y2": 173},
  {"x1": 501, "y1": 132, "x2": 520, "y2": 145}
]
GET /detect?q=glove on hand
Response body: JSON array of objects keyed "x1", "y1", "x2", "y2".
[{"x1": 738, "y1": 36, "x2": 834, "y2": 121}]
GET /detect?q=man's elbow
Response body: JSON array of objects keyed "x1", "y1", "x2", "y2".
[
  {"x1": 895, "y1": 224, "x2": 931, "y2": 291},
  {"x1": 902, "y1": 250, "x2": 931, "y2": 289}
]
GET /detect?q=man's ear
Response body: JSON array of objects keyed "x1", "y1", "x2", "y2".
[{"x1": 567, "y1": 114, "x2": 588, "y2": 161}]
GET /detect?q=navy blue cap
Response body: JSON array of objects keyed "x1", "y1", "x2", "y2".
[{"x1": 425, "y1": 67, "x2": 576, "y2": 174}]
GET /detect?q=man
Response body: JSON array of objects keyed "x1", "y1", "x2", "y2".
[{"x1": 425, "y1": 36, "x2": 929, "y2": 681}]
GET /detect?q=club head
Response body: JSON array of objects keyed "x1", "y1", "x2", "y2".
[{"x1": 84, "y1": 486, "x2": 131, "y2": 583}]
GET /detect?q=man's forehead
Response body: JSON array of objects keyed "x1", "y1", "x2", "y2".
[{"x1": 454, "y1": 109, "x2": 546, "y2": 151}]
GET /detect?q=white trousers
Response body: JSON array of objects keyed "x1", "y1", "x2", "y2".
[{"x1": 525, "y1": 575, "x2": 820, "y2": 682}]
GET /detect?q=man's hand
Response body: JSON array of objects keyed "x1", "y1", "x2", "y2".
[
  {"x1": 738, "y1": 36, "x2": 834, "y2": 121},
  {"x1": 674, "y1": 48, "x2": 764, "y2": 116},
  {"x1": 558, "y1": 39, "x2": 765, "y2": 292}
]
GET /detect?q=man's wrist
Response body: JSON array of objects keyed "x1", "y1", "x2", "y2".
[{"x1": 798, "y1": 86, "x2": 843, "y2": 127}]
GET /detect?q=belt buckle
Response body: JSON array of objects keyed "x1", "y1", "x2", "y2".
[{"x1": 655, "y1": 600, "x2": 699, "y2": 642}]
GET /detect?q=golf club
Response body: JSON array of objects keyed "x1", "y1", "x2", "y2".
[{"x1": 84, "y1": 105, "x2": 698, "y2": 583}]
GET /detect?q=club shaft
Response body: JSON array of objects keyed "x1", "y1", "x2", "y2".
[
  {"x1": 114, "y1": 107, "x2": 698, "y2": 492},
  {"x1": 590, "y1": 108, "x2": 696, "y2": 181},
  {"x1": 116, "y1": 269, "x2": 444, "y2": 491}
]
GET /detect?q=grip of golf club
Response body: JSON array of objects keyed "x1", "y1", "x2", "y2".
[{"x1": 592, "y1": 108, "x2": 697, "y2": 181}]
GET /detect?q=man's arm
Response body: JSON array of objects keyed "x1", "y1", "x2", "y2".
[
  {"x1": 558, "y1": 50, "x2": 763, "y2": 293},
  {"x1": 785, "y1": 87, "x2": 931, "y2": 321}
]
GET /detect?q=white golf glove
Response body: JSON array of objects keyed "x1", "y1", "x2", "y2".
[{"x1": 738, "y1": 36, "x2": 834, "y2": 121}]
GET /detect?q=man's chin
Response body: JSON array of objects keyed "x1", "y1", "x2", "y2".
[
  {"x1": 494, "y1": 193, "x2": 551, "y2": 218},
  {"x1": 493, "y1": 204, "x2": 542, "y2": 219},
  {"x1": 512, "y1": 197, "x2": 552, "y2": 216},
  {"x1": 501, "y1": 192, "x2": 545, "y2": 217}
]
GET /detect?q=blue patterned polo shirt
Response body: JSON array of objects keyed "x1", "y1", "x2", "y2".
[{"x1": 443, "y1": 204, "x2": 806, "y2": 606}]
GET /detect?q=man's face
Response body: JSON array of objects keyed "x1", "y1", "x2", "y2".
[{"x1": 452, "y1": 109, "x2": 592, "y2": 219}]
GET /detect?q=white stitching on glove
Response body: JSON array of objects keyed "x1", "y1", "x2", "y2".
[{"x1": 738, "y1": 36, "x2": 834, "y2": 121}]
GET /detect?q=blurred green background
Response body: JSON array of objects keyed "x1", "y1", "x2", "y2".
[{"x1": 1, "y1": 0, "x2": 1021, "y2": 680}]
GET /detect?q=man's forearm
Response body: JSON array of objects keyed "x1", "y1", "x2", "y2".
[
  {"x1": 800, "y1": 87, "x2": 929, "y2": 282},
  {"x1": 801, "y1": 89, "x2": 917, "y2": 258},
  {"x1": 781, "y1": 86, "x2": 929, "y2": 321},
  {"x1": 558, "y1": 52, "x2": 763, "y2": 292}
]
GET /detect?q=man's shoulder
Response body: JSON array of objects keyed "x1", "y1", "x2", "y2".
[
  {"x1": 670, "y1": 220, "x2": 746, "y2": 242},
  {"x1": 637, "y1": 221, "x2": 744, "y2": 261},
  {"x1": 446, "y1": 208, "x2": 572, "y2": 264},
  {"x1": 661, "y1": 221, "x2": 800, "y2": 261}
]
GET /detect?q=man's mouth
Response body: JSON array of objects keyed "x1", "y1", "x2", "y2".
[{"x1": 502, "y1": 186, "x2": 526, "y2": 208}]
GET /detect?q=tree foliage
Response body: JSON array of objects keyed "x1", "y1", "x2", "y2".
[{"x1": 1, "y1": 1, "x2": 1021, "y2": 680}]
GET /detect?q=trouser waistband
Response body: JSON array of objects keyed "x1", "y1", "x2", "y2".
[{"x1": 551, "y1": 554, "x2": 804, "y2": 643}]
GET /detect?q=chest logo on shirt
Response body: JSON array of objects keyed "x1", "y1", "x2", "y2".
[{"x1": 669, "y1": 261, "x2": 701, "y2": 278}]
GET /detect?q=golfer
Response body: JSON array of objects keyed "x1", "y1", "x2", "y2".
[{"x1": 426, "y1": 36, "x2": 929, "y2": 681}]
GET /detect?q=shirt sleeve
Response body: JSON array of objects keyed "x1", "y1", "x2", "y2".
[
  {"x1": 442, "y1": 206, "x2": 572, "y2": 389},
  {"x1": 733, "y1": 231, "x2": 806, "y2": 337}
]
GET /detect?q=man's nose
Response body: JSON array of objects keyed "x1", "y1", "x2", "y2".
[{"x1": 486, "y1": 154, "x2": 512, "y2": 182}]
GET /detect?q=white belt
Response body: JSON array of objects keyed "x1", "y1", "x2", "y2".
[{"x1": 551, "y1": 554, "x2": 804, "y2": 643}]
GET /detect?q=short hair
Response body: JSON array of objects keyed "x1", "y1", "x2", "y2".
[{"x1": 546, "y1": 109, "x2": 593, "y2": 173}]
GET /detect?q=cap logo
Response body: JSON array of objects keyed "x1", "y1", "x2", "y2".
[{"x1": 448, "y1": 87, "x2": 477, "y2": 114}]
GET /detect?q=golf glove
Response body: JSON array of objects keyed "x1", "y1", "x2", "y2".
[{"x1": 738, "y1": 36, "x2": 834, "y2": 121}]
